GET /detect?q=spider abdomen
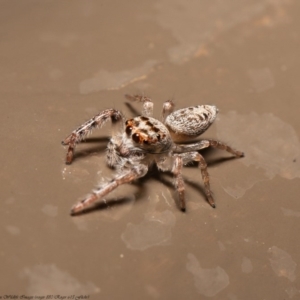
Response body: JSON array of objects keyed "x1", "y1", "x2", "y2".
[
  {"x1": 165, "y1": 105, "x2": 218, "y2": 142},
  {"x1": 125, "y1": 116, "x2": 172, "y2": 153}
]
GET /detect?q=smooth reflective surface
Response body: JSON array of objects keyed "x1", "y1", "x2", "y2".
[{"x1": 1, "y1": 0, "x2": 300, "y2": 299}]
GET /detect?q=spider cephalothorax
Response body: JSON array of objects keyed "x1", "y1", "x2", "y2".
[{"x1": 62, "y1": 94, "x2": 244, "y2": 215}]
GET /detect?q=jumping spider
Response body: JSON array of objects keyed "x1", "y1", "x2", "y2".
[{"x1": 62, "y1": 95, "x2": 244, "y2": 215}]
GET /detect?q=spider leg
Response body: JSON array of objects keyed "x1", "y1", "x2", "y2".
[
  {"x1": 162, "y1": 99, "x2": 175, "y2": 123},
  {"x1": 70, "y1": 164, "x2": 148, "y2": 215},
  {"x1": 178, "y1": 152, "x2": 215, "y2": 208},
  {"x1": 173, "y1": 140, "x2": 211, "y2": 153},
  {"x1": 124, "y1": 94, "x2": 153, "y2": 117},
  {"x1": 61, "y1": 109, "x2": 123, "y2": 164},
  {"x1": 172, "y1": 155, "x2": 186, "y2": 212},
  {"x1": 174, "y1": 139, "x2": 244, "y2": 157},
  {"x1": 206, "y1": 139, "x2": 244, "y2": 157}
]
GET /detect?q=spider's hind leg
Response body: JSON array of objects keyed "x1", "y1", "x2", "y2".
[
  {"x1": 178, "y1": 151, "x2": 216, "y2": 208},
  {"x1": 206, "y1": 139, "x2": 244, "y2": 157},
  {"x1": 174, "y1": 139, "x2": 244, "y2": 158},
  {"x1": 62, "y1": 109, "x2": 124, "y2": 164},
  {"x1": 172, "y1": 155, "x2": 186, "y2": 212}
]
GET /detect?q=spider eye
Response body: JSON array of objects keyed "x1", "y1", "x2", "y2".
[
  {"x1": 132, "y1": 133, "x2": 140, "y2": 143},
  {"x1": 126, "y1": 126, "x2": 132, "y2": 135}
]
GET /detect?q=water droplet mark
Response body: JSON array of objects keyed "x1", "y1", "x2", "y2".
[
  {"x1": 268, "y1": 246, "x2": 297, "y2": 282},
  {"x1": 79, "y1": 60, "x2": 159, "y2": 94},
  {"x1": 216, "y1": 111, "x2": 300, "y2": 198},
  {"x1": 186, "y1": 253, "x2": 229, "y2": 297},
  {"x1": 241, "y1": 257, "x2": 253, "y2": 274},
  {"x1": 20, "y1": 264, "x2": 100, "y2": 294},
  {"x1": 121, "y1": 209, "x2": 175, "y2": 251}
]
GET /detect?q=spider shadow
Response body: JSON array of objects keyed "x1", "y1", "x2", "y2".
[
  {"x1": 125, "y1": 102, "x2": 142, "y2": 117},
  {"x1": 69, "y1": 136, "x2": 110, "y2": 162}
]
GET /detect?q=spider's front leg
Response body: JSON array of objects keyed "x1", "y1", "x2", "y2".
[
  {"x1": 70, "y1": 164, "x2": 148, "y2": 215},
  {"x1": 61, "y1": 109, "x2": 123, "y2": 164}
]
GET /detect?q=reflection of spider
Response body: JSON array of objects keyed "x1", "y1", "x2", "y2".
[{"x1": 62, "y1": 95, "x2": 244, "y2": 215}]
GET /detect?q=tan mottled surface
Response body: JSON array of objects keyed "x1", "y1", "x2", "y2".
[{"x1": 1, "y1": 0, "x2": 300, "y2": 299}]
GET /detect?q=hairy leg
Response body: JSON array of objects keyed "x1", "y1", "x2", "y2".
[
  {"x1": 70, "y1": 164, "x2": 148, "y2": 215},
  {"x1": 124, "y1": 94, "x2": 153, "y2": 117},
  {"x1": 178, "y1": 151, "x2": 215, "y2": 208},
  {"x1": 172, "y1": 155, "x2": 186, "y2": 212},
  {"x1": 61, "y1": 109, "x2": 123, "y2": 164},
  {"x1": 174, "y1": 139, "x2": 244, "y2": 157},
  {"x1": 207, "y1": 139, "x2": 244, "y2": 157}
]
